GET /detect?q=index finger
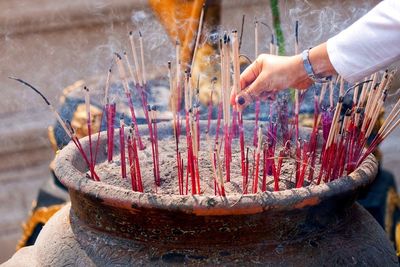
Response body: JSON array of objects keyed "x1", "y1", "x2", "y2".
[{"x1": 239, "y1": 59, "x2": 262, "y2": 91}]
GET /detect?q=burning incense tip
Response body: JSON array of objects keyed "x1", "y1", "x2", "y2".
[
  {"x1": 114, "y1": 52, "x2": 122, "y2": 60},
  {"x1": 139, "y1": 31, "x2": 142, "y2": 37},
  {"x1": 129, "y1": 31, "x2": 133, "y2": 36},
  {"x1": 168, "y1": 61, "x2": 171, "y2": 69},
  {"x1": 83, "y1": 86, "x2": 89, "y2": 92}
]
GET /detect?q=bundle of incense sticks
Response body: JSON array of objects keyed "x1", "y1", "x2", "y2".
[
  {"x1": 312, "y1": 70, "x2": 396, "y2": 185},
  {"x1": 180, "y1": 69, "x2": 201, "y2": 195},
  {"x1": 12, "y1": 24, "x2": 400, "y2": 197},
  {"x1": 220, "y1": 33, "x2": 232, "y2": 183}
]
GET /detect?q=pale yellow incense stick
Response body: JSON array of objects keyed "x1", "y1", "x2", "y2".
[
  {"x1": 115, "y1": 54, "x2": 131, "y2": 95},
  {"x1": 224, "y1": 37, "x2": 231, "y2": 126},
  {"x1": 357, "y1": 77, "x2": 370, "y2": 109},
  {"x1": 326, "y1": 99, "x2": 343, "y2": 147},
  {"x1": 319, "y1": 82, "x2": 328, "y2": 105},
  {"x1": 215, "y1": 143, "x2": 225, "y2": 193},
  {"x1": 51, "y1": 106, "x2": 73, "y2": 138},
  {"x1": 190, "y1": 4, "x2": 205, "y2": 72},
  {"x1": 139, "y1": 31, "x2": 147, "y2": 85},
  {"x1": 124, "y1": 52, "x2": 137, "y2": 86},
  {"x1": 232, "y1": 30, "x2": 241, "y2": 96},
  {"x1": 254, "y1": 18, "x2": 259, "y2": 59},
  {"x1": 368, "y1": 72, "x2": 388, "y2": 117},
  {"x1": 366, "y1": 91, "x2": 386, "y2": 138},
  {"x1": 176, "y1": 41, "x2": 181, "y2": 94},
  {"x1": 379, "y1": 97, "x2": 400, "y2": 135},
  {"x1": 129, "y1": 32, "x2": 143, "y2": 86},
  {"x1": 104, "y1": 69, "x2": 112, "y2": 105},
  {"x1": 220, "y1": 37, "x2": 226, "y2": 126},
  {"x1": 381, "y1": 115, "x2": 400, "y2": 140}
]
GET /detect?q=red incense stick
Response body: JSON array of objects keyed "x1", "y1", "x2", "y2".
[
  {"x1": 114, "y1": 53, "x2": 145, "y2": 150},
  {"x1": 252, "y1": 125, "x2": 263, "y2": 193},
  {"x1": 127, "y1": 135, "x2": 137, "y2": 191},
  {"x1": 119, "y1": 115, "x2": 127, "y2": 179},
  {"x1": 243, "y1": 147, "x2": 250, "y2": 194},
  {"x1": 130, "y1": 125, "x2": 143, "y2": 192},
  {"x1": 107, "y1": 103, "x2": 116, "y2": 162},
  {"x1": 94, "y1": 68, "x2": 111, "y2": 164},
  {"x1": 253, "y1": 100, "x2": 260, "y2": 146},
  {"x1": 151, "y1": 106, "x2": 161, "y2": 186}
]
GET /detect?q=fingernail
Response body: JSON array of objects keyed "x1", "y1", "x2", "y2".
[{"x1": 237, "y1": 96, "x2": 246, "y2": 105}]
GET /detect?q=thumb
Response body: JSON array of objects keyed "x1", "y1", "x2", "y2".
[{"x1": 235, "y1": 74, "x2": 269, "y2": 112}]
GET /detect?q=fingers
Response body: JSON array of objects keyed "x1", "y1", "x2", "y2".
[
  {"x1": 235, "y1": 73, "x2": 271, "y2": 112},
  {"x1": 231, "y1": 59, "x2": 262, "y2": 107},
  {"x1": 239, "y1": 58, "x2": 262, "y2": 90}
]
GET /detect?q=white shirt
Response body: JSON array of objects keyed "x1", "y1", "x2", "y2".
[{"x1": 327, "y1": 0, "x2": 400, "y2": 83}]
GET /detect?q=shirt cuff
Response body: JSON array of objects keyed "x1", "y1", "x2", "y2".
[{"x1": 326, "y1": 36, "x2": 357, "y2": 84}]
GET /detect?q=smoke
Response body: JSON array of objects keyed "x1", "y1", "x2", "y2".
[
  {"x1": 130, "y1": 10, "x2": 174, "y2": 78},
  {"x1": 282, "y1": 0, "x2": 376, "y2": 55}
]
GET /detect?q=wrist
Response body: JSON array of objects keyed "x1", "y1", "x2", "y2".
[
  {"x1": 290, "y1": 55, "x2": 313, "y2": 88},
  {"x1": 308, "y1": 43, "x2": 336, "y2": 78}
]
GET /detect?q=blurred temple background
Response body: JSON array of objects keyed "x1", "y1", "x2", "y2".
[{"x1": 1, "y1": 0, "x2": 400, "y2": 263}]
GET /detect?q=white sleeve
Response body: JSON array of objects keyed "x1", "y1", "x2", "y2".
[{"x1": 327, "y1": 0, "x2": 400, "y2": 83}]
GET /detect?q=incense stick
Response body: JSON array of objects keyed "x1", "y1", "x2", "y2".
[
  {"x1": 114, "y1": 53, "x2": 145, "y2": 150},
  {"x1": 10, "y1": 77, "x2": 100, "y2": 181},
  {"x1": 190, "y1": 3, "x2": 205, "y2": 72},
  {"x1": 119, "y1": 115, "x2": 126, "y2": 179},
  {"x1": 83, "y1": 86, "x2": 95, "y2": 180}
]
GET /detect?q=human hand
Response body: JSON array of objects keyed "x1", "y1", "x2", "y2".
[
  {"x1": 231, "y1": 43, "x2": 335, "y2": 111},
  {"x1": 230, "y1": 54, "x2": 312, "y2": 111}
]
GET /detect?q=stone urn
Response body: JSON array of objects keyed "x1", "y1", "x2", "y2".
[{"x1": 4, "y1": 124, "x2": 398, "y2": 266}]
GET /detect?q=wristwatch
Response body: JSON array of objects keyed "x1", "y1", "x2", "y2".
[{"x1": 302, "y1": 48, "x2": 331, "y2": 83}]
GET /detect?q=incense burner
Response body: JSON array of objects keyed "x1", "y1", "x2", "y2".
[{"x1": 5, "y1": 124, "x2": 398, "y2": 266}]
